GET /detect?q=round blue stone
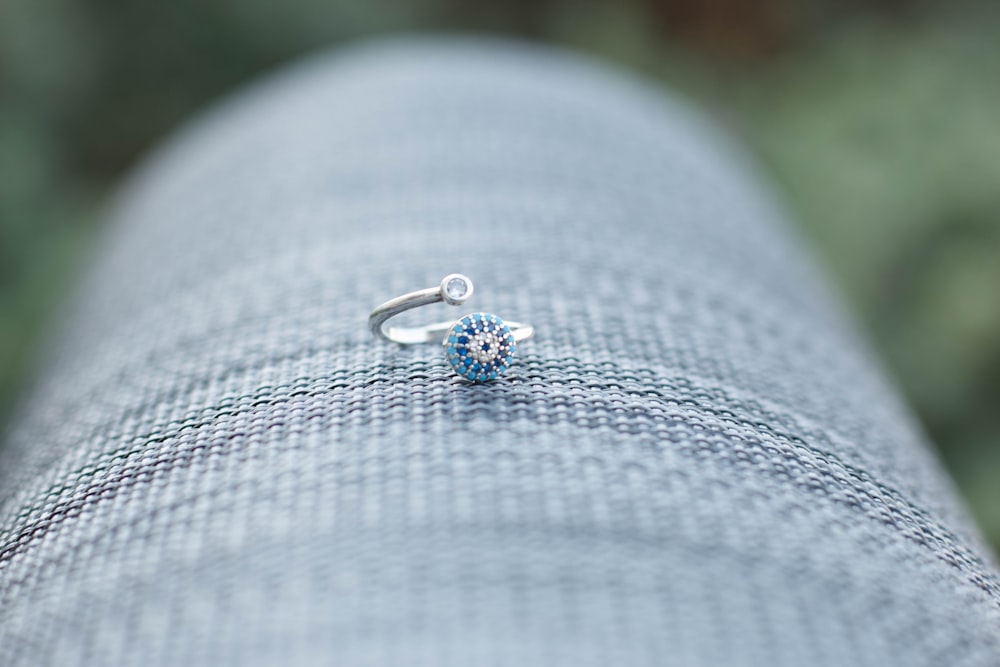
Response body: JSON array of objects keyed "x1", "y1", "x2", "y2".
[{"x1": 442, "y1": 311, "x2": 517, "y2": 383}]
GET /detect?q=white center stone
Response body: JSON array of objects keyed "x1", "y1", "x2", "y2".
[
  {"x1": 471, "y1": 332, "x2": 500, "y2": 364},
  {"x1": 445, "y1": 277, "x2": 468, "y2": 300}
]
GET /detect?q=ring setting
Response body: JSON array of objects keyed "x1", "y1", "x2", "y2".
[
  {"x1": 369, "y1": 274, "x2": 533, "y2": 383},
  {"x1": 444, "y1": 313, "x2": 516, "y2": 382}
]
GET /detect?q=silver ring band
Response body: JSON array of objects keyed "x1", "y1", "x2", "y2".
[{"x1": 368, "y1": 274, "x2": 534, "y2": 345}]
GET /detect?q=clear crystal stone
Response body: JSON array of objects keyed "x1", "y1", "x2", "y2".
[{"x1": 445, "y1": 277, "x2": 468, "y2": 300}]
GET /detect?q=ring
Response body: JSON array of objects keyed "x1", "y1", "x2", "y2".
[{"x1": 369, "y1": 274, "x2": 534, "y2": 383}]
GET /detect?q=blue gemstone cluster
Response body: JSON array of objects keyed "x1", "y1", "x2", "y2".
[{"x1": 443, "y1": 312, "x2": 516, "y2": 382}]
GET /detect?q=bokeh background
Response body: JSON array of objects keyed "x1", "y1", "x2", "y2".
[{"x1": 1, "y1": 0, "x2": 998, "y2": 551}]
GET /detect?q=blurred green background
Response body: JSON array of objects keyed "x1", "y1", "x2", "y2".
[{"x1": 1, "y1": 0, "x2": 998, "y2": 551}]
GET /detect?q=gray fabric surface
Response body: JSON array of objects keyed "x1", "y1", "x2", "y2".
[{"x1": 1, "y1": 38, "x2": 998, "y2": 666}]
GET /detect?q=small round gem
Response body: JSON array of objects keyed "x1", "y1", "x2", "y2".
[
  {"x1": 445, "y1": 277, "x2": 468, "y2": 300},
  {"x1": 442, "y1": 312, "x2": 517, "y2": 383}
]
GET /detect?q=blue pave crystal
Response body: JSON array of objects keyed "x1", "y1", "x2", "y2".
[{"x1": 442, "y1": 311, "x2": 517, "y2": 383}]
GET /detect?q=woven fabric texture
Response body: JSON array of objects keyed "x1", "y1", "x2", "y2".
[{"x1": 1, "y1": 39, "x2": 998, "y2": 666}]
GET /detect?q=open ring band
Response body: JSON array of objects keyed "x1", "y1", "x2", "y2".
[{"x1": 369, "y1": 274, "x2": 534, "y2": 382}]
